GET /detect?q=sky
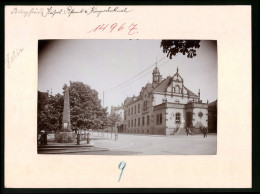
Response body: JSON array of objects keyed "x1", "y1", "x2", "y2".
[{"x1": 38, "y1": 39, "x2": 217, "y2": 112}]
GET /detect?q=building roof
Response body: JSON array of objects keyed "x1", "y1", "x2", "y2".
[
  {"x1": 124, "y1": 97, "x2": 133, "y2": 106},
  {"x1": 153, "y1": 76, "x2": 172, "y2": 92},
  {"x1": 208, "y1": 100, "x2": 217, "y2": 106},
  {"x1": 124, "y1": 67, "x2": 199, "y2": 106},
  {"x1": 183, "y1": 86, "x2": 198, "y2": 97},
  {"x1": 153, "y1": 66, "x2": 160, "y2": 75}
]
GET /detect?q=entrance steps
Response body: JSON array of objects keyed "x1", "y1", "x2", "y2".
[{"x1": 173, "y1": 127, "x2": 203, "y2": 135}]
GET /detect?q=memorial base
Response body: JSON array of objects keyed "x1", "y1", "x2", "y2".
[{"x1": 55, "y1": 131, "x2": 76, "y2": 143}]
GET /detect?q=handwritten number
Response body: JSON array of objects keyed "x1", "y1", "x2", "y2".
[
  {"x1": 99, "y1": 24, "x2": 109, "y2": 31},
  {"x1": 128, "y1": 23, "x2": 138, "y2": 35},
  {"x1": 110, "y1": 23, "x2": 117, "y2": 33},
  {"x1": 118, "y1": 23, "x2": 125, "y2": 31},
  {"x1": 88, "y1": 23, "x2": 138, "y2": 35},
  {"x1": 118, "y1": 161, "x2": 126, "y2": 182},
  {"x1": 87, "y1": 24, "x2": 108, "y2": 33}
]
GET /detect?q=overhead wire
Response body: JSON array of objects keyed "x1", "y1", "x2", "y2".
[
  {"x1": 104, "y1": 56, "x2": 167, "y2": 93},
  {"x1": 105, "y1": 58, "x2": 172, "y2": 95}
]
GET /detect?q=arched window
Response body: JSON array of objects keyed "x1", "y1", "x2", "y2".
[
  {"x1": 175, "y1": 113, "x2": 181, "y2": 124},
  {"x1": 175, "y1": 86, "x2": 180, "y2": 93}
]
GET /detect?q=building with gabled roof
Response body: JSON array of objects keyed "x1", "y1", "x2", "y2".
[{"x1": 123, "y1": 66, "x2": 209, "y2": 135}]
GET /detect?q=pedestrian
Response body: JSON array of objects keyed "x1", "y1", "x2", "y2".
[
  {"x1": 203, "y1": 127, "x2": 208, "y2": 138},
  {"x1": 185, "y1": 127, "x2": 189, "y2": 136},
  {"x1": 44, "y1": 131, "x2": 48, "y2": 145}
]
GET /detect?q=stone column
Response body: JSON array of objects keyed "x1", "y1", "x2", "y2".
[{"x1": 62, "y1": 86, "x2": 71, "y2": 132}]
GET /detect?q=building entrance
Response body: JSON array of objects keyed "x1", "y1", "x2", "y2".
[{"x1": 186, "y1": 112, "x2": 193, "y2": 127}]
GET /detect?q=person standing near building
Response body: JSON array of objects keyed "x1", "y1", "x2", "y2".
[
  {"x1": 203, "y1": 127, "x2": 208, "y2": 138},
  {"x1": 185, "y1": 127, "x2": 189, "y2": 136}
]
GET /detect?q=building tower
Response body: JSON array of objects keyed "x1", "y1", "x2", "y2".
[{"x1": 152, "y1": 64, "x2": 162, "y2": 88}]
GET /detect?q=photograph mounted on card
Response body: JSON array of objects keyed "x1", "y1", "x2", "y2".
[
  {"x1": 4, "y1": 5, "x2": 251, "y2": 188},
  {"x1": 37, "y1": 39, "x2": 217, "y2": 155}
]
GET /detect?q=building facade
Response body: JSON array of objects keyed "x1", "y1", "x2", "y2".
[
  {"x1": 123, "y1": 66, "x2": 209, "y2": 135},
  {"x1": 110, "y1": 105, "x2": 125, "y2": 133}
]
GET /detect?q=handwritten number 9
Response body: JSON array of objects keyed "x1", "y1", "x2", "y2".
[
  {"x1": 110, "y1": 23, "x2": 117, "y2": 33},
  {"x1": 118, "y1": 161, "x2": 126, "y2": 182}
]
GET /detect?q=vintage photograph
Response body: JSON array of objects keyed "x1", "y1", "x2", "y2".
[{"x1": 38, "y1": 39, "x2": 217, "y2": 155}]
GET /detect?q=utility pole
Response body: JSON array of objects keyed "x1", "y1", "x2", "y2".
[{"x1": 103, "y1": 91, "x2": 104, "y2": 107}]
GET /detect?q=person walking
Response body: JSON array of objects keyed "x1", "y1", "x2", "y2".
[
  {"x1": 203, "y1": 127, "x2": 208, "y2": 138},
  {"x1": 185, "y1": 127, "x2": 189, "y2": 136}
]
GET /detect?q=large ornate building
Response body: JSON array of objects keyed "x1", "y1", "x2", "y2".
[{"x1": 123, "y1": 66, "x2": 209, "y2": 135}]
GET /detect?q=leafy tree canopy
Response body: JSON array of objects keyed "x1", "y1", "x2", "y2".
[
  {"x1": 37, "y1": 92, "x2": 63, "y2": 133},
  {"x1": 161, "y1": 40, "x2": 200, "y2": 59},
  {"x1": 68, "y1": 81, "x2": 108, "y2": 131}
]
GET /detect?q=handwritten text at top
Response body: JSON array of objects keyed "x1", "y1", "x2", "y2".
[{"x1": 10, "y1": 6, "x2": 132, "y2": 18}]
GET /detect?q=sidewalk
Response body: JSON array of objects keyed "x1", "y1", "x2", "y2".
[
  {"x1": 38, "y1": 140, "x2": 99, "y2": 154},
  {"x1": 37, "y1": 135, "x2": 123, "y2": 154}
]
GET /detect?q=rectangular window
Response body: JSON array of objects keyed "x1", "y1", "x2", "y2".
[
  {"x1": 138, "y1": 118, "x2": 140, "y2": 126},
  {"x1": 175, "y1": 113, "x2": 181, "y2": 124},
  {"x1": 159, "y1": 113, "x2": 162, "y2": 124},
  {"x1": 147, "y1": 115, "x2": 150, "y2": 126},
  {"x1": 142, "y1": 117, "x2": 145, "y2": 126},
  {"x1": 138, "y1": 104, "x2": 140, "y2": 113},
  {"x1": 134, "y1": 119, "x2": 136, "y2": 127}
]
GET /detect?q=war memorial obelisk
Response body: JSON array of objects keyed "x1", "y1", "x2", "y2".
[
  {"x1": 59, "y1": 85, "x2": 74, "y2": 143},
  {"x1": 62, "y1": 86, "x2": 71, "y2": 131}
]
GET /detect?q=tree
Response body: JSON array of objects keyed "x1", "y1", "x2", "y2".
[
  {"x1": 68, "y1": 81, "x2": 108, "y2": 131},
  {"x1": 160, "y1": 40, "x2": 200, "y2": 59},
  {"x1": 37, "y1": 92, "x2": 64, "y2": 133},
  {"x1": 107, "y1": 112, "x2": 122, "y2": 138}
]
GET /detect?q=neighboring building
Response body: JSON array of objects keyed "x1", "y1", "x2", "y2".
[
  {"x1": 123, "y1": 66, "x2": 209, "y2": 135},
  {"x1": 110, "y1": 105, "x2": 125, "y2": 133},
  {"x1": 208, "y1": 100, "x2": 217, "y2": 133}
]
